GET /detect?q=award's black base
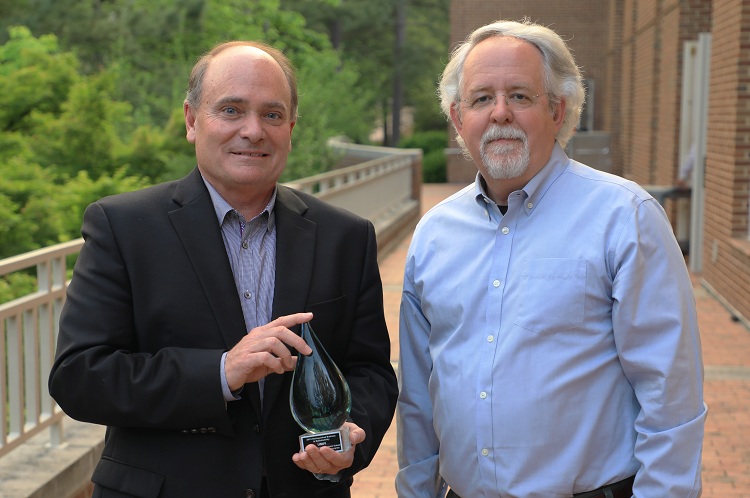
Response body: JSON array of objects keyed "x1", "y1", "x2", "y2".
[{"x1": 299, "y1": 426, "x2": 350, "y2": 453}]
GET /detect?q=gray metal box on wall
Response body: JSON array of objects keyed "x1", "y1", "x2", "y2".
[{"x1": 566, "y1": 131, "x2": 611, "y2": 173}]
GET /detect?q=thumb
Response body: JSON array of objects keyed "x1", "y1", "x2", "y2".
[{"x1": 349, "y1": 426, "x2": 366, "y2": 445}]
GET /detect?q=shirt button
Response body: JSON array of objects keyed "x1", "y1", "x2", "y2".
[
  {"x1": 501, "y1": 227, "x2": 510, "y2": 235},
  {"x1": 484, "y1": 209, "x2": 489, "y2": 217},
  {"x1": 481, "y1": 448, "x2": 490, "y2": 456},
  {"x1": 479, "y1": 391, "x2": 487, "y2": 399},
  {"x1": 492, "y1": 279, "x2": 500, "y2": 288},
  {"x1": 244, "y1": 291, "x2": 252, "y2": 299},
  {"x1": 487, "y1": 335, "x2": 494, "y2": 342},
  {"x1": 527, "y1": 202, "x2": 534, "y2": 209},
  {"x1": 242, "y1": 241, "x2": 249, "y2": 249}
]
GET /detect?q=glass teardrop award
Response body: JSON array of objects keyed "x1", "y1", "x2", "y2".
[{"x1": 290, "y1": 322, "x2": 352, "y2": 452}]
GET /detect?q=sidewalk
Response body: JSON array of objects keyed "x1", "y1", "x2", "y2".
[{"x1": 351, "y1": 183, "x2": 750, "y2": 498}]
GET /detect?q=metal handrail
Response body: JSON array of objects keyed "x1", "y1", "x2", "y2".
[
  {"x1": 0, "y1": 239, "x2": 83, "y2": 457},
  {"x1": 0, "y1": 143, "x2": 421, "y2": 459}
]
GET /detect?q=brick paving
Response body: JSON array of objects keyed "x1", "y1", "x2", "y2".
[{"x1": 351, "y1": 183, "x2": 750, "y2": 498}]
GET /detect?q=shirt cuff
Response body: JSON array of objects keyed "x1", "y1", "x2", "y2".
[
  {"x1": 220, "y1": 352, "x2": 243, "y2": 401},
  {"x1": 313, "y1": 471, "x2": 343, "y2": 482}
]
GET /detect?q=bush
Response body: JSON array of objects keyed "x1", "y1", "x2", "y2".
[
  {"x1": 422, "y1": 149, "x2": 447, "y2": 183},
  {"x1": 399, "y1": 130, "x2": 448, "y2": 183}
]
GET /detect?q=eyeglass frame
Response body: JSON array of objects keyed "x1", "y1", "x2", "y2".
[{"x1": 457, "y1": 90, "x2": 551, "y2": 114}]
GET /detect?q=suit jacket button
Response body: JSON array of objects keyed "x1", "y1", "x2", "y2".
[
  {"x1": 245, "y1": 490, "x2": 255, "y2": 498},
  {"x1": 253, "y1": 424, "x2": 260, "y2": 433}
]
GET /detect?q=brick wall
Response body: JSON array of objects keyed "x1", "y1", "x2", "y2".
[
  {"x1": 449, "y1": 1, "x2": 610, "y2": 129},
  {"x1": 632, "y1": 26, "x2": 657, "y2": 184},
  {"x1": 446, "y1": 0, "x2": 610, "y2": 181},
  {"x1": 616, "y1": 1, "x2": 709, "y2": 186},
  {"x1": 446, "y1": 0, "x2": 750, "y2": 321},
  {"x1": 656, "y1": 7, "x2": 681, "y2": 186},
  {"x1": 619, "y1": 0, "x2": 638, "y2": 178},
  {"x1": 702, "y1": 0, "x2": 750, "y2": 320},
  {"x1": 604, "y1": 1, "x2": 625, "y2": 176}
]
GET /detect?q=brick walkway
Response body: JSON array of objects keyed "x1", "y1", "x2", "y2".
[{"x1": 350, "y1": 183, "x2": 750, "y2": 498}]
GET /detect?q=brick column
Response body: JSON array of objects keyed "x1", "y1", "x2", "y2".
[{"x1": 702, "y1": 0, "x2": 750, "y2": 320}]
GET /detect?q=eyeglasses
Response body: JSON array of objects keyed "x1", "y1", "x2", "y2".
[{"x1": 459, "y1": 91, "x2": 547, "y2": 113}]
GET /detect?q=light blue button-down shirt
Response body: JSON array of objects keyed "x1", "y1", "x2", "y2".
[{"x1": 396, "y1": 144, "x2": 706, "y2": 498}]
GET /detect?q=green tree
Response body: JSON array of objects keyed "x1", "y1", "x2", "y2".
[
  {"x1": 26, "y1": 71, "x2": 132, "y2": 179},
  {"x1": 281, "y1": 0, "x2": 396, "y2": 140},
  {"x1": 100, "y1": 0, "x2": 205, "y2": 125},
  {"x1": 0, "y1": 1, "x2": 431, "y2": 263},
  {"x1": 402, "y1": 0, "x2": 450, "y2": 131},
  {"x1": 0, "y1": 26, "x2": 79, "y2": 132},
  {"x1": 157, "y1": 107, "x2": 202, "y2": 181},
  {"x1": 0, "y1": 0, "x2": 205, "y2": 125},
  {"x1": 52, "y1": 169, "x2": 151, "y2": 239},
  {"x1": 197, "y1": 0, "x2": 375, "y2": 179},
  {"x1": 283, "y1": 49, "x2": 375, "y2": 181},
  {"x1": 280, "y1": 0, "x2": 449, "y2": 142},
  {"x1": 0, "y1": 28, "x2": 153, "y2": 257}
]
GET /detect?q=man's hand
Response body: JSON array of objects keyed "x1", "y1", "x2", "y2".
[
  {"x1": 224, "y1": 313, "x2": 313, "y2": 390},
  {"x1": 291, "y1": 422, "x2": 366, "y2": 475}
]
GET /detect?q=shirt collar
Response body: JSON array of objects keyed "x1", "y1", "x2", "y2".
[
  {"x1": 472, "y1": 142, "x2": 570, "y2": 214},
  {"x1": 202, "y1": 177, "x2": 277, "y2": 230}
]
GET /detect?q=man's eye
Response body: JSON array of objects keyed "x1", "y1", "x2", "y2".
[
  {"x1": 222, "y1": 107, "x2": 238, "y2": 115},
  {"x1": 509, "y1": 93, "x2": 531, "y2": 102},
  {"x1": 469, "y1": 95, "x2": 494, "y2": 109}
]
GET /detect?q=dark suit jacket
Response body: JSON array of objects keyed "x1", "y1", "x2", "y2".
[{"x1": 49, "y1": 168, "x2": 398, "y2": 498}]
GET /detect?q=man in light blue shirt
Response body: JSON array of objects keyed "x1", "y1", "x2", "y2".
[{"x1": 396, "y1": 19, "x2": 706, "y2": 498}]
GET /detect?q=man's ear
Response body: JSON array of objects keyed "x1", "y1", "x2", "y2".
[
  {"x1": 184, "y1": 102, "x2": 197, "y2": 144},
  {"x1": 287, "y1": 120, "x2": 296, "y2": 152},
  {"x1": 450, "y1": 102, "x2": 463, "y2": 135},
  {"x1": 552, "y1": 98, "x2": 566, "y2": 131}
]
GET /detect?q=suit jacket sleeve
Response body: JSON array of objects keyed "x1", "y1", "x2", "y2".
[
  {"x1": 49, "y1": 194, "x2": 235, "y2": 435},
  {"x1": 340, "y1": 219, "x2": 398, "y2": 477}
]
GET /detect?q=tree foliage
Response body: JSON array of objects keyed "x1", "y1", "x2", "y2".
[
  {"x1": 0, "y1": 26, "x2": 151, "y2": 258},
  {"x1": 0, "y1": 0, "x2": 449, "y2": 260},
  {"x1": 280, "y1": 0, "x2": 450, "y2": 137}
]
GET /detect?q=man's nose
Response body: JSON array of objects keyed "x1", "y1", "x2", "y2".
[
  {"x1": 239, "y1": 114, "x2": 264, "y2": 141},
  {"x1": 489, "y1": 96, "x2": 513, "y2": 123}
]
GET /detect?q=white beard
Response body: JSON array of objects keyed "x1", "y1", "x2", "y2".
[{"x1": 479, "y1": 125, "x2": 530, "y2": 180}]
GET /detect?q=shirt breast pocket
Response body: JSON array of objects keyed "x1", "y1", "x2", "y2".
[{"x1": 514, "y1": 258, "x2": 587, "y2": 335}]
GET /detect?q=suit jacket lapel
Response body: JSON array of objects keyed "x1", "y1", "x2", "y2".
[
  {"x1": 262, "y1": 186, "x2": 316, "y2": 417},
  {"x1": 167, "y1": 168, "x2": 263, "y2": 415}
]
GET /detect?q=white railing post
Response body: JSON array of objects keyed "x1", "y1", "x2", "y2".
[{"x1": 0, "y1": 239, "x2": 82, "y2": 457}]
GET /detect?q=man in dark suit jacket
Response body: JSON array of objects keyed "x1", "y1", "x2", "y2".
[{"x1": 48, "y1": 40, "x2": 398, "y2": 498}]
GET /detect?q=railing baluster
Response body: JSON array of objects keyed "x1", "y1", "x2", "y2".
[
  {"x1": 0, "y1": 239, "x2": 82, "y2": 457},
  {"x1": 0, "y1": 317, "x2": 7, "y2": 449},
  {"x1": 24, "y1": 307, "x2": 39, "y2": 430},
  {"x1": 7, "y1": 313, "x2": 23, "y2": 441}
]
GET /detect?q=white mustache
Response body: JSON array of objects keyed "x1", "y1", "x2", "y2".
[{"x1": 482, "y1": 125, "x2": 527, "y2": 143}]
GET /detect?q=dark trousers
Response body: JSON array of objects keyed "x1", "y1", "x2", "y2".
[{"x1": 446, "y1": 475, "x2": 635, "y2": 498}]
